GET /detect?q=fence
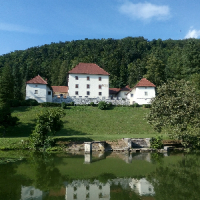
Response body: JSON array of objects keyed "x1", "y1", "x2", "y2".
[{"x1": 52, "y1": 96, "x2": 130, "y2": 106}]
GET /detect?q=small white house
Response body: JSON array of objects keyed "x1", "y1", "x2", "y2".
[
  {"x1": 127, "y1": 78, "x2": 156, "y2": 105},
  {"x1": 68, "y1": 63, "x2": 110, "y2": 98},
  {"x1": 26, "y1": 75, "x2": 52, "y2": 103}
]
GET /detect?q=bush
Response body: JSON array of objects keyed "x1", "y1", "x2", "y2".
[
  {"x1": 150, "y1": 136, "x2": 163, "y2": 149},
  {"x1": 40, "y1": 102, "x2": 60, "y2": 107},
  {"x1": 61, "y1": 102, "x2": 67, "y2": 109},
  {"x1": 143, "y1": 104, "x2": 151, "y2": 108},
  {"x1": 9, "y1": 99, "x2": 21, "y2": 107},
  {"x1": 98, "y1": 101, "x2": 110, "y2": 110},
  {"x1": 20, "y1": 99, "x2": 39, "y2": 106},
  {"x1": 90, "y1": 102, "x2": 95, "y2": 107}
]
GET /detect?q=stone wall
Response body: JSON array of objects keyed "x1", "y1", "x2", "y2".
[{"x1": 52, "y1": 96, "x2": 130, "y2": 106}]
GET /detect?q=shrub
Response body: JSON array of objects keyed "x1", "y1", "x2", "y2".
[
  {"x1": 9, "y1": 99, "x2": 21, "y2": 107},
  {"x1": 98, "y1": 101, "x2": 109, "y2": 110},
  {"x1": 61, "y1": 102, "x2": 67, "y2": 109},
  {"x1": 29, "y1": 108, "x2": 65, "y2": 150},
  {"x1": 90, "y1": 102, "x2": 95, "y2": 107},
  {"x1": 143, "y1": 104, "x2": 151, "y2": 108},
  {"x1": 150, "y1": 136, "x2": 163, "y2": 149},
  {"x1": 20, "y1": 99, "x2": 39, "y2": 106},
  {"x1": 40, "y1": 102, "x2": 60, "y2": 107},
  {"x1": 133, "y1": 103, "x2": 140, "y2": 107}
]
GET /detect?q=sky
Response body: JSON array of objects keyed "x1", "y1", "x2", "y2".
[{"x1": 0, "y1": 0, "x2": 200, "y2": 55}]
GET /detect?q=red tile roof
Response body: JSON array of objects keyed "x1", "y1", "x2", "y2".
[
  {"x1": 26, "y1": 75, "x2": 47, "y2": 84},
  {"x1": 109, "y1": 88, "x2": 121, "y2": 95},
  {"x1": 68, "y1": 63, "x2": 110, "y2": 75},
  {"x1": 120, "y1": 85, "x2": 131, "y2": 91},
  {"x1": 134, "y1": 78, "x2": 156, "y2": 87},
  {"x1": 52, "y1": 86, "x2": 68, "y2": 93}
]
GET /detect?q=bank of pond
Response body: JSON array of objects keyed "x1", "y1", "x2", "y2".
[{"x1": 0, "y1": 150, "x2": 200, "y2": 200}]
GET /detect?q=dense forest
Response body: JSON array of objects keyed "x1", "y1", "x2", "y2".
[{"x1": 1, "y1": 37, "x2": 200, "y2": 100}]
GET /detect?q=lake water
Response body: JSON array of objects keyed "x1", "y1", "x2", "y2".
[{"x1": 0, "y1": 151, "x2": 200, "y2": 200}]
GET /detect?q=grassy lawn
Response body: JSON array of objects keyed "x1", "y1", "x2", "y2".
[{"x1": 0, "y1": 105, "x2": 164, "y2": 148}]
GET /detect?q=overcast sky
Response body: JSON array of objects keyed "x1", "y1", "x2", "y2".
[{"x1": 0, "y1": 0, "x2": 200, "y2": 55}]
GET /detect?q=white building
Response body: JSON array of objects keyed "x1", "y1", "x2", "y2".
[
  {"x1": 65, "y1": 181, "x2": 110, "y2": 200},
  {"x1": 68, "y1": 63, "x2": 110, "y2": 98},
  {"x1": 129, "y1": 178, "x2": 155, "y2": 196},
  {"x1": 26, "y1": 75, "x2": 52, "y2": 103},
  {"x1": 127, "y1": 78, "x2": 156, "y2": 105}
]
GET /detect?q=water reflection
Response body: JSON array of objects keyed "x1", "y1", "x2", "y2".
[
  {"x1": 2, "y1": 151, "x2": 200, "y2": 200},
  {"x1": 20, "y1": 177, "x2": 154, "y2": 200}
]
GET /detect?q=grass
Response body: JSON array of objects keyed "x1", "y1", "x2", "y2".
[{"x1": 0, "y1": 105, "x2": 166, "y2": 149}]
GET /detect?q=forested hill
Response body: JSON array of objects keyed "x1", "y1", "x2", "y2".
[{"x1": 1, "y1": 37, "x2": 200, "y2": 99}]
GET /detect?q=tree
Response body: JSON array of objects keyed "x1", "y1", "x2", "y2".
[
  {"x1": 0, "y1": 65, "x2": 14, "y2": 101},
  {"x1": 0, "y1": 99, "x2": 19, "y2": 136},
  {"x1": 147, "y1": 79, "x2": 200, "y2": 148},
  {"x1": 29, "y1": 108, "x2": 66, "y2": 149}
]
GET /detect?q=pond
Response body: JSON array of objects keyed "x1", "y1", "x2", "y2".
[{"x1": 0, "y1": 151, "x2": 200, "y2": 200}]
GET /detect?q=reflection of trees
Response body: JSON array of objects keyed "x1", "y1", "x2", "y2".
[
  {"x1": 148, "y1": 154, "x2": 200, "y2": 200},
  {"x1": 0, "y1": 162, "x2": 30, "y2": 200},
  {"x1": 110, "y1": 184, "x2": 141, "y2": 200},
  {"x1": 28, "y1": 152, "x2": 64, "y2": 192}
]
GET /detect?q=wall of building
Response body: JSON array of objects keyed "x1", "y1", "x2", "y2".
[
  {"x1": 128, "y1": 87, "x2": 155, "y2": 105},
  {"x1": 26, "y1": 84, "x2": 52, "y2": 103},
  {"x1": 68, "y1": 74, "x2": 109, "y2": 98}
]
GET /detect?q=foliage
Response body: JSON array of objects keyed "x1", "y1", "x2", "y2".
[
  {"x1": 0, "y1": 65, "x2": 14, "y2": 101},
  {"x1": 40, "y1": 102, "x2": 61, "y2": 107},
  {"x1": 0, "y1": 99, "x2": 19, "y2": 135},
  {"x1": 148, "y1": 154, "x2": 200, "y2": 200},
  {"x1": 143, "y1": 104, "x2": 151, "y2": 108},
  {"x1": 61, "y1": 102, "x2": 67, "y2": 109},
  {"x1": 1, "y1": 37, "x2": 200, "y2": 98},
  {"x1": 98, "y1": 101, "x2": 111, "y2": 110},
  {"x1": 29, "y1": 108, "x2": 65, "y2": 150},
  {"x1": 150, "y1": 136, "x2": 163, "y2": 149},
  {"x1": 147, "y1": 79, "x2": 200, "y2": 148}
]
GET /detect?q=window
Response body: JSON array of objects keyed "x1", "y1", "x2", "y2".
[
  {"x1": 75, "y1": 91, "x2": 78, "y2": 95},
  {"x1": 131, "y1": 94, "x2": 133, "y2": 97},
  {"x1": 145, "y1": 92, "x2": 148, "y2": 96},
  {"x1": 87, "y1": 84, "x2": 90, "y2": 89},
  {"x1": 48, "y1": 91, "x2": 51, "y2": 95},
  {"x1": 99, "y1": 92, "x2": 102, "y2": 96},
  {"x1": 99, "y1": 77, "x2": 102, "y2": 81},
  {"x1": 87, "y1": 91, "x2": 90, "y2": 95},
  {"x1": 75, "y1": 84, "x2": 79, "y2": 88},
  {"x1": 87, "y1": 76, "x2": 90, "y2": 81},
  {"x1": 35, "y1": 85, "x2": 37, "y2": 87},
  {"x1": 99, "y1": 85, "x2": 102, "y2": 89},
  {"x1": 34, "y1": 90, "x2": 38, "y2": 94},
  {"x1": 75, "y1": 76, "x2": 78, "y2": 80}
]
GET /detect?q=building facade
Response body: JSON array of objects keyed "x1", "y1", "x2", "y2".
[
  {"x1": 26, "y1": 75, "x2": 52, "y2": 103},
  {"x1": 68, "y1": 63, "x2": 109, "y2": 98},
  {"x1": 127, "y1": 78, "x2": 156, "y2": 105}
]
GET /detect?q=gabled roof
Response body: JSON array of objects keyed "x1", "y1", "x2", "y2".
[
  {"x1": 68, "y1": 63, "x2": 110, "y2": 75},
  {"x1": 134, "y1": 78, "x2": 156, "y2": 87},
  {"x1": 109, "y1": 88, "x2": 121, "y2": 95},
  {"x1": 120, "y1": 85, "x2": 131, "y2": 91},
  {"x1": 109, "y1": 85, "x2": 131, "y2": 95},
  {"x1": 52, "y1": 86, "x2": 68, "y2": 93},
  {"x1": 26, "y1": 75, "x2": 47, "y2": 84}
]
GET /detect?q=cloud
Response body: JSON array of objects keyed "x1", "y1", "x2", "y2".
[
  {"x1": 185, "y1": 29, "x2": 200, "y2": 39},
  {"x1": 0, "y1": 22, "x2": 40, "y2": 34},
  {"x1": 119, "y1": 1, "x2": 170, "y2": 21}
]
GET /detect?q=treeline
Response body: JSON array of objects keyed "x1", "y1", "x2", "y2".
[{"x1": 1, "y1": 37, "x2": 200, "y2": 100}]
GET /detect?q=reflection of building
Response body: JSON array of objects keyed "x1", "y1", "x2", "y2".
[
  {"x1": 20, "y1": 186, "x2": 45, "y2": 200},
  {"x1": 129, "y1": 178, "x2": 154, "y2": 196},
  {"x1": 65, "y1": 180, "x2": 110, "y2": 200}
]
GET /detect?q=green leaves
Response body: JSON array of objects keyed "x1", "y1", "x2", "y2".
[
  {"x1": 147, "y1": 79, "x2": 200, "y2": 149},
  {"x1": 29, "y1": 108, "x2": 65, "y2": 150}
]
